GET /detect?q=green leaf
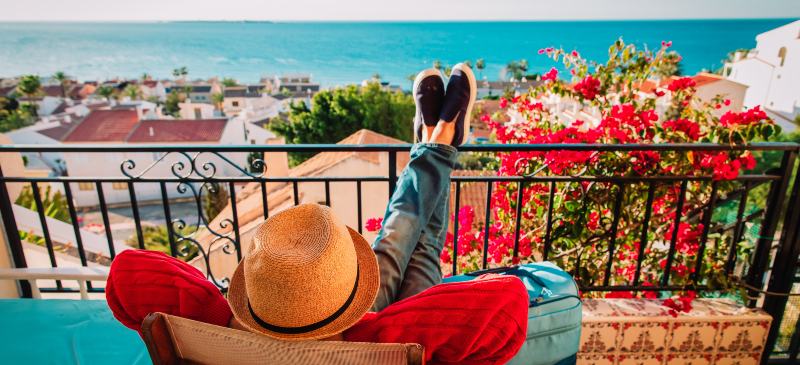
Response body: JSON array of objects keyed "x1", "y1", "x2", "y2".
[
  {"x1": 774, "y1": 124, "x2": 782, "y2": 136},
  {"x1": 760, "y1": 124, "x2": 774, "y2": 140},
  {"x1": 565, "y1": 200, "x2": 580, "y2": 212},
  {"x1": 738, "y1": 287, "x2": 749, "y2": 305},
  {"x1": 572, "y1": 223, "x2": 583, "y2": 238}
]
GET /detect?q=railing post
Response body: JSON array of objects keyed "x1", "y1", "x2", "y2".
[
  {"x1": 761, "y1": 148, "x2": 800, "y2": 364},
  {"x1": 388, "y1": 151, "x2": 397, "y2": 197},
  {"x1": 0, "y1": 165, "x2": 31, "y2": 298},
  {"x1": 747, "y1": 150, "x2": 797, "y2": 309}
]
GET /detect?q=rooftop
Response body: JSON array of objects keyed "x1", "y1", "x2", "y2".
[
  {"x1": 126, "y1": 119, "x2": 228, "y2": 143},
  {"x1": 61, "y1": 110, "x2": 140, "y2": 143}
]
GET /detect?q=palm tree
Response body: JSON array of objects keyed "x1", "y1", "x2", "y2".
[
  {"x1": 17, "y1": 75, "x2": 42, "y2": 121},
  {"x1": 221, "y1": 78, "x2": 237, "y2": 87},
  {"x1": 183, "y1": 85, "x2": 194, "y2": 98},
  {"x1": 464, "y1": 60, "x2": 473, "y2": 68},
  {"x1": 433, "y1": 61, "x2": 442, "y2": 70},
  {"x1": 443, "y1": 65, "x2": 453, "y2": 79},
  {"x1": 96, "y1": 85, "x2": 115, "y2": 102},
  {"x1": 172, "y1": 69, "x2": 181, "y2": 81},
  {"x1": 141, "y1": 73, "x2": 150, "y2": 81},
  {"x1": 211, "y1": 92, "x2": 225, "y2": 112},
  {"x1": 52, "y1": 71, "x2": 69, "y2": 98},
  {"x1": 476, "y1": 59, "x2": 485, "y2": 79},
  {"x1": 654, "y1": 52, "x2": 684, "y2": 78},
  {"x1": 124, "y1": 85, "x2": 143, "y2": 100},
  {"x1": 180, "y1": 67, "x2": 188, "y2": 82},
  {"x1": 372, "y1": 73, "x2": 381, "y2": 81},
  {"x1": 406, "y1": 73, "x2": 417, "y2": 91},
  {"x1": 0, "y1": 110, "x2": 33, "y2": 133}
]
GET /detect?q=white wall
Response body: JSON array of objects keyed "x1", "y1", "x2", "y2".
[{"x1": 4, "y1": 122, "x2": 64, "y2": 169}]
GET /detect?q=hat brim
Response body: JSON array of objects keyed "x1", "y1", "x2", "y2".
[{"x1": 228, "y1": 225, "x2": 379, "y2": 341}]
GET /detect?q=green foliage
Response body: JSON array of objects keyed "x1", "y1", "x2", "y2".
[
  {"x1": 16, "y1": 184, "x2": 72, "y2": 246},
  {"x1": 456, "y1": 153, "x2": 492, "y2": 170},
  {"x1": 433, "y1": 61, "x2": 442, "y2": 70},
  {"x1": 126, "y1": 225, "x2": 199, "y2": 262},
  {"x1": 15, "y1": 185, "x2": 71, "y2": 223},
  {"x1": 18, "y1": 75, "x2": 42, "y2": 120},
  {"x1": 96, "y1": 85, "x2": 116, "y2": 101},
  {"x1": 0, "y1": 109, "x2": 32, "y2": 133},
  {"x1": 654, "y1": 51, "x2": 684, "y2": 78},
  {"x1": 211, "y1": 92, "x2": 224, "y2": 112},
  {"x1": 123, "y1": 85, "x2": 142, "y2": 100},
  {"x1": 53, "y1": 71, "x2": 69, "y2": 98},
  {"x1": 372, "y1": 73, "x2": 381, "y2": 80},
  {"x1": 163, "y1": 90, "x2": 185, "y2": 117},
  {"x1": 221, "y1": 78, "x2": 238, "y2": 87},
  {"x1": 482, "y1": 95, "x2": 500, "y2": 100},
  {"x1": 203, "y1": 183, "x2": 229, "y2": 222},
  {"x1": 270, "y1": 82, "x2": 415, "y2": 166},
  {"x1": 464, "y1": 60, "x2": 473, "y2": 68},
  {"x1": 506, "y1": 60, "x2": 529, "y2": 80},
  {"x1": 281, "y1": 88, "x2": 292, "y2": 97}
]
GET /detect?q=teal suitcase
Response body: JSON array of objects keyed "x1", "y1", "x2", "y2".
[{"x1": 443, "y1": 262, "x2": 582, "y2": 365}]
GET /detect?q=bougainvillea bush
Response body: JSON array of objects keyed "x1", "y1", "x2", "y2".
[{"x1": 438, "y1": 40, "x2": 778, "y2": 305}]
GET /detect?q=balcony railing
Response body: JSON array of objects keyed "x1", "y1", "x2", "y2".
[{"x1": 1, "y1": 142, "x2": 799, "y2": 362}]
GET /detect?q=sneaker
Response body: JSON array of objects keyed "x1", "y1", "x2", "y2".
[
  {"x1": 439, "y1": 63, "x2": 477, "y2": 146},
  {"x1": 412, "y1": 69, "x2": 445, "y2": 143}
]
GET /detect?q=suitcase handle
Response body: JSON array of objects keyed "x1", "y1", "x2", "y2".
[{"x1": 464, "y1": 265, "x2": 520, "y2": 276}]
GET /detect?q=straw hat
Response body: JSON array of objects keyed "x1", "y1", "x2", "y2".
[{"x1": 228, "y1": 204, "x2": 379, "y2": 341}]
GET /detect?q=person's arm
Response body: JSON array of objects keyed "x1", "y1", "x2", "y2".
[{"x1": 343, "y1": 274, "x2": 529, "y2": 365}]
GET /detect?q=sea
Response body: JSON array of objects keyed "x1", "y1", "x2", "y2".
[{"x1": 0, "y1": 19, "x2": 796, "y2": 88}]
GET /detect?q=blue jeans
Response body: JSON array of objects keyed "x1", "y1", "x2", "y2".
[{"x1": 371, "y1": 143, "x2": 457, "y2": 312}]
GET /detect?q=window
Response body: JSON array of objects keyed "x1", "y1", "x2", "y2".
[
  {"x1": 232, "y1": 101, "x2": 239, "y2": 107},
  {"x1": 778, "y1": 47, "x2": 787, "y2": 67},
  {"x1": 201, "y1": 96, "x2": 206, "y2": 100},
  {"x1": 77, "y1": 182, "x2": 94, "y2": 191},
  {"x1": 112, "y1": 182, "x2": 127, "y2": 190},
  {"x1": 194, "y1": 109, "x2": 202, "y2": 119}
]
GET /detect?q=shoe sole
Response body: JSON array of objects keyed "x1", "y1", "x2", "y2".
[
  {"x1": 452, "y1": 63, "x2": 476, "y2": 145},
  {"x1": 412, "y1": 68, "x2": 444, "y2": 143}
]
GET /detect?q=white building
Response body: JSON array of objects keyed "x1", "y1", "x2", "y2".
[
  {"x1": 59, "y1": 109, "x2": 265, "y2": 207},
  {"x1": 724, "y1": 19, "x2": 800, "y2": 126}
]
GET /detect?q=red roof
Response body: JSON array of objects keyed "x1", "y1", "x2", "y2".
[
  {"x1": 62, "y1": 110, "x2": 140, "y2": 143},
  {"x1": 142, "y1": 80, "x2": 159, "y2": 88},
  {"x1": 86, "y1": 103, "x2": 109, "y2": 110},
  {"x1": 126, "y1": 120, "x2": 228, "y2": 143},
  {"x1": 51, "y1": 102, "x2": 70, "y2": 115},
  {"x1": 691, "y1": 73, "x2": 724, "y2": 87},
  {"x1": 42, "y1": 85, "x2": 63, "y2": 97}
]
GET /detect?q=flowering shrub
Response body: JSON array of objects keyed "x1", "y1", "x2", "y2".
[
  {"x1": 365, "y1": 218, "x2": 383, "y2": 233},
  {"x1": 442, "y1": 39, "x2": 778, "y2": 303}
]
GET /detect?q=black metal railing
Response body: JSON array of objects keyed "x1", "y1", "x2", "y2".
[{"x1": 1, "y1": 143, "x2": 799, "y2": 364}]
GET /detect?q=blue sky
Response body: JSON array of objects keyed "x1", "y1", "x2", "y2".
[{"x1": 2, "y1": 0, "x2": 799, "y2": 21}]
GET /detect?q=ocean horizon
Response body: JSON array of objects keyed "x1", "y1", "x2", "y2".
[{"x1": 1, "y1": 19, "x2": 796, "y2": 88}]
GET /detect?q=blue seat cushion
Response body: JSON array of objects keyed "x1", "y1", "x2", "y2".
[{"x1": 0, "y1": 299, "x2": 149, "y2": 364}]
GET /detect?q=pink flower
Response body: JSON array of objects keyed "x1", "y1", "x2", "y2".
[
  {"x1": 724, "y1": 99, "x2": 731, "y2": 106},
  {"x1": 667, "y1": 77, "x2": 696, "y2": 92},
  {"x1": 542, "y1": 67, "x2": 559, "y2": 82},
  {"x1": 571, "y1": 50, "x2": 580, "y2": 57},
  {"x1": 499, "y1": 97, "x2": 508, "y2": 108},
  {"x1": 716, "y1": 104, "x2": 721, "y2": 109},
  {"x1": 365, "y1": 218, "x2": 383, "y2": 232},
  {"x1": 573, "y1": 75, "x2": 601, "y2": 99},
  {"x1": 538, "y1": 49, "x2": 545, "y2": 54}
]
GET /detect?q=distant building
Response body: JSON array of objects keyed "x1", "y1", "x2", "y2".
[
  {"x1": 178, "y1": 100, "x2": 217, "y2": 119},
  {"x1": 723, "y1": 19, "x2": 800, "y2": 126},
  {"x1": 279, "y1": 73, "x2": 320, "y2": 93},
  {"x1": 223, "y1": 87, "x2": 247, "y2": 113},
  {"x1": 187, "y1": 83, "x2": 222, "y2": 104},
  {"x1": 476, "y1": 79, "x2": 542, "y2": 99}
]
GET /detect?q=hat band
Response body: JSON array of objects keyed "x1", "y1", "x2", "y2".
[{"x1": 247, "y1": 265, "x2": 360, "y2": 335}]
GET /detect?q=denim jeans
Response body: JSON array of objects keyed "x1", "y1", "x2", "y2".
[{"x1": 370, "y1": 143, "x2": 457, "y2": 312}]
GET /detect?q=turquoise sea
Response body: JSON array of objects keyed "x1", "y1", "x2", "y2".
[{"x1": 0, "y1": 19, "x2": 796, "y2": 88}]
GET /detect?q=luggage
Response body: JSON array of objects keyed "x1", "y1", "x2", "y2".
[{"x1": 443, "y1": 262, "x2": 582, "y2": 365}]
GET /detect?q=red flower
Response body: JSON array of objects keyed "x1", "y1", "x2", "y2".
[
  {"x1": 538, "y1": 49, "x2": 545, "y2": 54},
  {"x1": 573, "y1": 75, "x2": 601, "y2": 99},
  {"x1": 630, "y1": 151, "x2": 661, "y2": 175},
  {"x1": 724, "y1": 99, "x2": 731, "y2": 106},
  {"x1": 571, "y1": 50, "x2": 580, "y2": 57},
  {"x1": 663, "y1": 119, "x2": 702, "y2": 140},
  {"x1": 365, "y1": 218, "x2": 383, "y2": 232},
  {"x1": 499, "y1": 97, "x2": 508, "y2": 108},
  {"x1": 655, "y1": 90, "x2": 665, "y2": 97},
  {"x1": 738, "y1": 153, "x2": 756, "y2": 169},
  {"x1": 542, "y1": 67, "x2": 559, "y2": 82},
  {"x1": 716, "y1": 104, "x2": 721, "y2": 109},
  {"x1": 481, "y1": 114, "x2": 491, "y2": 122},
  {"x1": 719, "y1": 106, "x2": 769, "y2": 127},
  {"x1": 667, "y1": 77, "x2": 696, "y2": 92}
]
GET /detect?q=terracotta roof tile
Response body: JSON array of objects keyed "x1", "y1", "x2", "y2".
[
  {"x1": 51, "y1": 102, "x2": 70, "y2": 115},
  {"x1": 42, "y1": 85, "x2": 63, "y2": 97},
  {"x1": 449, "y1": 170, "x2": 497, "y2": 232},
  {"x1": 691, "y1": 73, "x2": 724, "y2": 87},
  {"x1": 288, "y1": 129, "x2": 410, "y2": 177},
  {"x1": 62, "y1": 110, "x2": 140, "y2": 143},
  {"x1": 126, "y1": 120, "x2": 228, "y2": 143}
]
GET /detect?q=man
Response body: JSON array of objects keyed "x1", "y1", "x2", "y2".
[{"x1": 108, "y1": 64, "x2": 529, "y2": 364}]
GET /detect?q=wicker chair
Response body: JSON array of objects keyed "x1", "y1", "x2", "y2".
[{"x1": 142, "y1": 313, "x2": 425, "y2": 365}]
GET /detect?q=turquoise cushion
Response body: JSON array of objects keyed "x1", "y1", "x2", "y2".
[{"x1": 0, "y1": 299, "x2": 149, "y2": 364}]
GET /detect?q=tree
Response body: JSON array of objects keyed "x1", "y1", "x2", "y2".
[
  {"x1": 221, "y1": 78, "x2": 238, "y2": 87},
  {"x1": 505, "y1": 60, "x2": 528, "y2": 81},
  {"x1": 464, "y1": 60, "x2": 473, "y2": 68},
  {"x1": 211, "y1": 92, "x2": 225, "y2": 112},
  {"x1": 476, "y1": 59, "x2": 485, "y2": 79},
  {"x1": 141, "y1": 73, "x2": 150, "y2": 81},
  {"x1": 17, "y1": 75, "x2": 41, "y2": 121},
  {"x1": 163, "y1": 90, "x2": 184, "y2": 117},
  {"x1": 123, "y1": 85, "x2": 143, "y2": 100},
  {"x1": 433, "y1": 61, "x2": 442, "y2": 70},
  {"x1": 281, "y1": 88, "x2": 292, "y2": 97},
  {"x1": 16, "y1": 184, "x2": 72, "y2": 246},
  {"x1": 52, "y1": 71, "x2": 69, "y2": 98},
  {"x1": 173, "y1": 67, "x2": 188, "y2": 82},
  {"x1": 270, "y1": 82, "x2": 414, "y2": 166},
  {"x1": 406, "y1": 73, "x2": 417, "y2": 91},
  {"x1": 0, "y1": 110, "x2": 32, "y2": 133},
  {"x1": 203, "y1": 183, "x2": 229, "y2": 222},
  {"x1": 96, "y1": 85, "x2": 115, "y2": 102},
  {"x1": 443, "y1": 65, "x2": 453, "y2": 79},
  {"x1": 183, "y1": 85, "x2": 194, "y2": 97},
  {"x1": 372, "y1": 73, "x2": 381, "y2": 81}
]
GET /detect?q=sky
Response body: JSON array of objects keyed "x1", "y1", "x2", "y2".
[{"x1": 1, "y1": 0, "x2": 799, "y2": 21}]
